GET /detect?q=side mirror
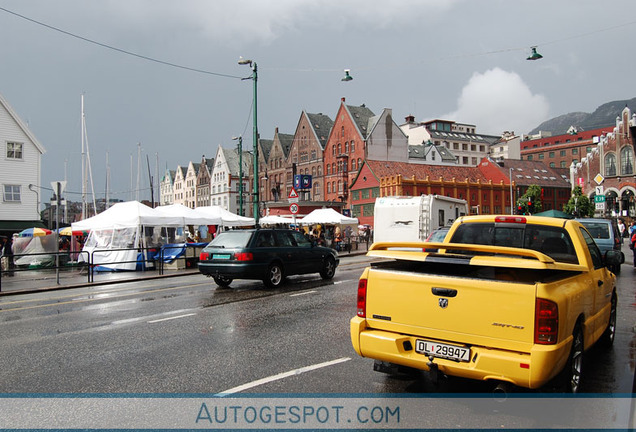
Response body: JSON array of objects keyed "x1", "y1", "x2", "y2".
[{"x1": 604, "y1": 250, "x2": 624, "y2": 267}]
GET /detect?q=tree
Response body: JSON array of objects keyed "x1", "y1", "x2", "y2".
[
  {"x1": 563, "y1": 186, "x2": 594, "y2": 217},
  {"x1": 517, "y1": 184, "x2": 543, "y2": 215}
]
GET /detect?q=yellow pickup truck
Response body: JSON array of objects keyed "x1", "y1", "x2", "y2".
[{"x1": 350, "y1": 215, "x2": 622, "y2": 392}]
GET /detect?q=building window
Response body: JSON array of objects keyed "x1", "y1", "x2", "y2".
[
  {"x1": 620, "y1": 146, "x2": 634, "y2": 175},
  {"x1": 527, "y1": 155, "x2": 533, "y2": 161},
  {"x1": 549, "y1": 162, "x2": 556, "y2": 168},
  {"x1": 350, "y1": 141, "x2": 355, "y2": 152},
  {"x1": 6, "y1": 142, "x2": 23, "y2": 160},
  {"x1": 560, "y1": 150, "x2": 566, "y2": 156},
  {"x1": 351, "y1": 159, "x2": 356, "y2": 171},
  {"x1": 549, "y1": 151, "x2": 555, "y2": 158},
  {"x1": 572, "y1": 148, "x2": 578, "y2": 155},
  {"x1": 605, "y1": 153, "x2": 617, "y2": 176},
  {"x1": 560, "y1": 161, "x2": 566, "y2": 168},
  {"x1": 344, "y1": 142, "x2": 349, "y2": 153},
  {"x1": 538, "y1": 153, "x2": 544, "y2": 160},
  {"x1": 3, "y1": 184, "x2": 21, "y2": 202}
]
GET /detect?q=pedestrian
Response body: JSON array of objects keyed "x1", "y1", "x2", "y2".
[
  {"x1": 631, "y1": 228, "x2": 636, "y2": 268},
  {"x1": 4, "y1": 234, "x2": 15, "y2": 276},
  {"x1": 617, "y1": 219, "x2": 626, "y2": 238}
]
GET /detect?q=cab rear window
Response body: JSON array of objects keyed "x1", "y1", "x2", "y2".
[{"x1": 449, "y1": 222, "x2": 579, "y2": 264}]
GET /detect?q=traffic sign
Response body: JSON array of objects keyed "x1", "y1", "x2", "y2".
[
  {"x1": 594, "y1": 195, "x2": 605, "y2": 203},
  {"x1": 595, "y1": 186, "x2": 604, "y2": 196},
  {"x1": 595, "y1": 202, "x2": 605, "y2": 210},
  {"x1": 288, "y1": 187, "x2": 299, "y2": 203},
  {"x1": 289, "y1": 203, "x2": 299, "y2": 214}
]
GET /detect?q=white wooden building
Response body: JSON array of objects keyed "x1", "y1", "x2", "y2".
[{"x1": 0, "y1": 92, "x2": 46, "y2": 233}]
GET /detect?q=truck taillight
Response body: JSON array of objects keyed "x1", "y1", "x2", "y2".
[
  {"x1": 235, "y1": 252, "x2": 253, "y2": 261},
  {"x1": 357, "y1": 278, "x2": 368, "y2": 318},
  {"x1": 200, "y1": 252, "x2": 209, "y2": 261},
  {"x1": 535, "y1": 298, "x2": 558, "y2": 344}
]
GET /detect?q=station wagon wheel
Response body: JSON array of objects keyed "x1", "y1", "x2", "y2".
[
  {"x1": 319, "y1": 256, "x2": 336, "y2": 280},
  {"x1": 264, "y1": 263, "x2": 284, "y2": 288},
  {"x1": 600, "y1": 293, "x2": 617, "y2": 347},
  {"x1": 213, "y1": 276, "x2": 233, "y2": 288},
  {"x1": 564, "y1": 326, "x2": 584, "y2": 393}
]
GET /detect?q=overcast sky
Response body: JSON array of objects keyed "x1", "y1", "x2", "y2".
[{"x1": 1, "y1": 0, "x2": 634, "y2": 204}]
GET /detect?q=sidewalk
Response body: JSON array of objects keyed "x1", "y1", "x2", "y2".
[{"x1": 0, "y1": 245, "x2": 371, "y2": 296}]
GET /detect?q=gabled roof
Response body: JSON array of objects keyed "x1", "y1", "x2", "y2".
[
  {"x1": 162, "y1": 169, "x2": 176, "y2": 183},
  {"x1": 494, "y1": 159, "x2": 570, "y2": 188},
  {"x1": 345, "y1": 103, "x2": 375, "y2": 139},
  {"x1": 408, "y1": 144, "x2": 457, "y2": 163},
  {"x1": 259, "y1": 139, "x2": 274, "y2": 161},
  {"x1": 305, "y1": 112, "x2": 334, "y2": 149},
  {"x1": 0, "y1": 91, "x2": 46, "y2": 154},
  {"x1": 276, "y1": 132, "x2": 294, "y2": 158},
  {"x1": 362, "y1": 160, "x2": 488, "y2": 183}
]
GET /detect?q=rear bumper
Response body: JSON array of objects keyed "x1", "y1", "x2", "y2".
[
  {"x1": 350, "y1": 317, "x2": 571, "y2": 389},
  {"x1": 198, "y1": 262, "x2": 268, "y2": 280}
]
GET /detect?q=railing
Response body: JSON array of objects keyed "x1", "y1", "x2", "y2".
[
  {"x1": 0, "y1": 244, "x2": 206, "y2": 291},
  {"x1": 0, "y1": 251, "x2": 90, "y2": 292}
]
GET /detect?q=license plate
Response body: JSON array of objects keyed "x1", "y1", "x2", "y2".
[
  {"x1": 212, "y1": 254, "x2": 231, "y2": 260},
  {"x1": 415, "y1": 339, "x2": 470, "y2": 362}
]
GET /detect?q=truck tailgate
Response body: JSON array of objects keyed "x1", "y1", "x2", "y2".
[{"x1": 364, "y1": 265, "x2": 537, "y2": 352}]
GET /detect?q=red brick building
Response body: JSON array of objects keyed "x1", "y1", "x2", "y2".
[
  {"x1": 349, "y1": 158, "x2": 571, "y2": 227},
  {"x1": 521, "y1": 126, "x2": 613, "y2": 169},
  {"x1": 570, "y1": 107, "x2": 636, "y2": 219}
]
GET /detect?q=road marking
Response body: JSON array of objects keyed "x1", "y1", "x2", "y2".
[
  {"x1": 0, "y1": 282, "x2": 209, "y2": 313},
  {"x1": 289, "y1": 290, "x2": 317, "y2": 297},
  {"x1": 216, "y1": 357, "x2": 351, "y2": 396},
  {"x1": 148, "y1": 313, "x2": 196, "y2": 323}
]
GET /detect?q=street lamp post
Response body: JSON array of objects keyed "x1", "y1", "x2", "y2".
[
  {"x1": 238, "y1": 58, "x2": 259, "y2": 224},
  {"x1": 509, "y1": 167, "x2": 514, "y2": 215},
  {"x1": 232, "y1": 136, "x2": 243, "y2": 216}
]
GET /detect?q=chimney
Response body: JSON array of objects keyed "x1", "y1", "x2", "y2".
[
  {"x1": 341, "y1": 97, "x2": 346, "y2": 102},
  {"x1": 405, "y1": 114, "x2": 415, "y2": 124}
]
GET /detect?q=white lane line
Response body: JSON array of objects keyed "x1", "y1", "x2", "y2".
[
  {"x1": 147, "y1": 313, "x2": 196, "y2": 323},
  {"x1": 289, "y1": 290, "x2": 317, "y2": 297},
  {"x1": 216, "y1": 357, "x2": 351, "y2": 396}
]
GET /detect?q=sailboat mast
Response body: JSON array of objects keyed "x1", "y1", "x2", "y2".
[{"x1": 81, "y1": 94, "x2": 87, "y2": 219}]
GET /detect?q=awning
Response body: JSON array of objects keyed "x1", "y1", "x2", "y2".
[{"x1": 0, "y1": 220, "x2": 47, "y2": 233}]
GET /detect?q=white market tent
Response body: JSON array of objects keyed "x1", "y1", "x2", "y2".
[
  {"x1": 299, "y1": 208, "x2": 358, "y2": 225},
  {"x1": 152, "y1": 203, "x2": 212, "y2": 226},
  {"x1": 193, "y1": 206, "x2": 255, "y2": 227},
  {"x1": 259, "y1": 215, "x2": 294, "y2": 225},
  {"x1": 71, "y1": 201, "x2": 253, "y2": 271}
]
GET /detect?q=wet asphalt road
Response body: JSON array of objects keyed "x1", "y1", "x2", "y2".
[{"x1": 0, "y1": 249, "x2": 634, "y2": 395}]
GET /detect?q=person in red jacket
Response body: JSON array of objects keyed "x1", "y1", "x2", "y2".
[{"x1": 631, "y1": 229, "x2": 636, "y2": 267}]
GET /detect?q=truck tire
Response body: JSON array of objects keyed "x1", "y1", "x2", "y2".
[
  {"x1": 319, "y1": 256, "x2": 336, "y2": 280},
  {"x1": 264, "y1": 263, "x2": 284, "y2": 288},
  {"x1": 562, "y1": 325, "x2": 584, "y2": 393},
  {"x1": 213, "y1": 276, "x2": 233, "y2": 288},
  {"x1": 600, "y1": 293, "x2": 617, "y2": 347}
]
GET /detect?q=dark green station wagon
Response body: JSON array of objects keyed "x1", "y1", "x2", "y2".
[{"x1": 198, "y1": 229, "x2": 339, "y2": 288}]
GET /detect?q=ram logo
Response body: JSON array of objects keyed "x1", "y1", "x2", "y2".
[{"x1": 438, "y1": 298, "x2": 449, "y2": 309}]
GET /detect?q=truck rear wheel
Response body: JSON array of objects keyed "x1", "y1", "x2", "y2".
[{"x1": 562, "y1": 326, "x2": 584, "y2": 393}]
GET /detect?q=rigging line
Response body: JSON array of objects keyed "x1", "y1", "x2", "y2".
[{"x1": 0, "y1": 6, "x2": 243, "y2": 80}]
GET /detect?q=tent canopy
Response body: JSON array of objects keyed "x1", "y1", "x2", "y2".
[
  {"x1": 259, "y1": 215, "x2": 294, "y2": 225},
  {"x1": 72, "y1": 201, "x2": 255, "y2": 231},
  {"x1": 152, "y1": 203, "x2": 212, "y2": 226},
  {"x1": 299, "y1": 208, "x2": 358, "y2": 225},
  {"x1": 72, "y1": 201, "x2": 160, "y2": 230},
  {"x1": 533, "y1": 209, "x2": 574, "y2": 219},
  {"x1": 193, "y1": 206, "x2": 255, "y2": 227}
]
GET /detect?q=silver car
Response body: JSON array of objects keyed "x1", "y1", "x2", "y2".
[{"x1": 576, "y1": 218, "x2": 625, "y2": 274}]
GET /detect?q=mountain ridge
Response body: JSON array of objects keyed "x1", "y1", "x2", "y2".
[{"x1": 528, "y1": 97, "x2": 636, "y2": 136}]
